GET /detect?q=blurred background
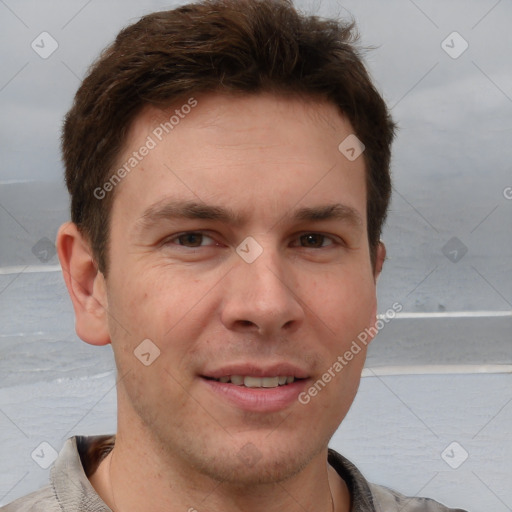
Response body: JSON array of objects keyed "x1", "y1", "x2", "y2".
[{"x1": 0, "y1": 0, "x2": 511, "y2": 510}]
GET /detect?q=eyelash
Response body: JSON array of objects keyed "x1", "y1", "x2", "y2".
[{"x1": 164, "y1": 231, "x2": 340, "y2": 249}]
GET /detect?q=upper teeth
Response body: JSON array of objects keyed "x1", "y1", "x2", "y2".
[{"x1": 216, "y1": 376, "x2": 295, "y2": 387}]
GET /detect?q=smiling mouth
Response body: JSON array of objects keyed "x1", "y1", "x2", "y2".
[{"x1": 203, "y1": 375, "x2": 302, "y2": 388}]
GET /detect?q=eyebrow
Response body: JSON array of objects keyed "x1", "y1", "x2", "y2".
[
  {"x1": 293, "y1": 204, "x2": 363, "y2": 228},
  {"x1": 133, "y1": 199, "x2": 363, "y2": 235},
  {"x1": 134, "y1": 200, "x2": 244, "y2": 233}
]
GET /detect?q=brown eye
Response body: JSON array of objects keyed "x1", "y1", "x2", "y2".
[
  {"x1": 176, "y1": 232, "x2": 205, "y2": 247},
  {"x1": 299, "y1": 233, "x2": 330, "y2": 248}
]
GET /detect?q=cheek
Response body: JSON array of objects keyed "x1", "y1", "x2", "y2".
[
  {"x1": 110, "y1": 265, "x2": 197, "y2": 321},
  {"x1": 107, "y1": 268, "x2": 212, "y2": 365},
  {"x1": 309, "y1": 269, "x2": 376, "y2": 336}
]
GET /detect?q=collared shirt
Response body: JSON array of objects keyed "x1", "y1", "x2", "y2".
[{"x1": 0, "y1": 436, "x2": 467, "y2": 512}]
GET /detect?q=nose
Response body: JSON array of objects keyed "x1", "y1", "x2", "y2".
[{"x1": 220, "y1": 244, "x2": 305, "y2": 337}]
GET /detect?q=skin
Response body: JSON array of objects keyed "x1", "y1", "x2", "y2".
[{"x1": 57, "y1": 93, "x2": 386, "y2": 512}]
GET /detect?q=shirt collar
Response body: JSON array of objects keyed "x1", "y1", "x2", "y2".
[
  {"x1": 50, "y1": 436, "x2": 376, "y2": 512},
  {"x1": 51, "y1": 436, "x2": 112, "y2": 512}
]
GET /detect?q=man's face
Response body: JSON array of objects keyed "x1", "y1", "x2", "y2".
[{"x1": 103, "y1": 93, "x2": 379, "y2": 484}]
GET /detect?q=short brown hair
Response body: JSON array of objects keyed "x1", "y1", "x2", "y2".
[{"x1": 62, "y1": 0, "x2": 395, "y2": 274}]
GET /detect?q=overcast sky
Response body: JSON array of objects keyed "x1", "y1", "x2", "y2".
[{"x1": 1, "y1": 0, "x2": 511, "y2": 181}]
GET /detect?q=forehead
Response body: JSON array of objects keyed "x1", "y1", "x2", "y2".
[
  {"x1": 111, "y1": 92, "x2": 367, "y2": 230},
  {"x1": 127, "y1": 92, "x2": 357, "y2": 165},
  {"x1": 141, "y1": 92, "x2": 342, "y2": 134}
]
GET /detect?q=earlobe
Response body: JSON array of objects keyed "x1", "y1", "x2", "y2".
[{"x1": 56, "y1": 222, "x2": 111, "y2": 346}]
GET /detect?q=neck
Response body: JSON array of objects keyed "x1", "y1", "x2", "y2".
[{"x1": 89, "y1": 429, "x2": 350, "y2": 512}]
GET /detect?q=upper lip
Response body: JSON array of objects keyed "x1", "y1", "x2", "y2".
[{"x1": 201, "y1": 363, "x2": 310, "y2": 379}]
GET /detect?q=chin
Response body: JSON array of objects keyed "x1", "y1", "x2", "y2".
[
  {"x1": 174, "y1": 428, "x2": 329, "y2": 487},
  {"x1": 198, "y1": 447, "x2": 315, "y2": 486}
]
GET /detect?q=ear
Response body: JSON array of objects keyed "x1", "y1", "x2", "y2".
[
  {"x1": 373, "y1": 241, "x2": 386, "y2": 281},
  {"x1": 56, "y1": 222, "x2": 110, "y2": 346},
  {"x1": 366, "y1": 241, "x2": 387, "y2": 344}
]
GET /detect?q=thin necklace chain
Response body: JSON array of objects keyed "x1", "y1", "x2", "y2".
[
  {"x1": 107, "y1": 452, "x2": 120, "y2": 512},
  {"x1": 330, "y1": 483, "x2": 335, "y2": 512}
]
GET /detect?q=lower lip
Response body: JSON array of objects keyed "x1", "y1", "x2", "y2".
[{"x1": 201, "y1": 378, "x2": 308, "y2": 412}]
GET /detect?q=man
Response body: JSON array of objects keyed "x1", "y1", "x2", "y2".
[{"x1": 2, "y1": 0, "x2": 467, "y2": 511}]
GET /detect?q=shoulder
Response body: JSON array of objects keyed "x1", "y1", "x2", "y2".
[
  {"x1": 0, "y1": 435, "x2": 115, "y2": 512},
  {"x1": 0, "y1": 485, "x2": 59, "y2": 512},
  {"x1": 368, "y1": 482, "x2": 468, "y2": 512},
  {"x1": 327, "y1": 448, "x2": 467, "y2": 512}
]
